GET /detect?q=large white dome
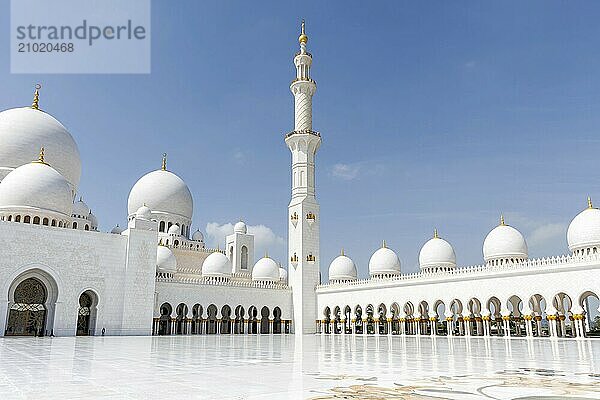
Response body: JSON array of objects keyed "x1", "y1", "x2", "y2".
[
  {"x1": 329, "y1": 253, "x2": 358, "y2": 282},
  {"x1": 567, "y1": 199, "x2": 600, "y2": 253},
  {"x1": 128, "y1": 169, "x2": 193, "y2": 220},
  {"x1": 202, "y1": 252, "x2": 232, "y2": 277},
  {"x1": 252, "y1": 257, "x2": 280, "y2": 282},
  {"x1": 483, "y1": 217, "x2": 528, "y2": 263},
  {"x1": 156, "y1": 245, "x2": 177, "y2": 273},
  {"x1": 419, "y1": 231, "x2": 456, "y2": 271},
  {"x1": 0, "y1": 107, "x2": 81, "y2": 191},
  {"x1": 0, "y1": 161, "x2": 72, "y2": 217},
  {"x1": 368, "y1": 243, "x2": 401, "y2": 277}
]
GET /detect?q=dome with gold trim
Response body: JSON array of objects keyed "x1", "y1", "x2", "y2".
[
  {"x1": 567, "y1": 197, "x2": 600, "y2": 255},
  {"x1": 0, "y1": 149, "x2": 73, "y2": 219},
  {"x1": 0, "y1": 86, "x2": 81, "y2": 193}
]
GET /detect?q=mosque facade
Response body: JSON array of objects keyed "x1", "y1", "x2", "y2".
[{"x1": 0, "y1": 24, "x2": 598, "y2": 339}]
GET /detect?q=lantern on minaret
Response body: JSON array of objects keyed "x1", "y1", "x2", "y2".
[{"x1": 285, "y1": 20, "x2": 321, "y2": 334}]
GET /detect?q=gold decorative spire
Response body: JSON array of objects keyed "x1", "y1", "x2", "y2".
[
  {"x1": 161, "y1": 153, "x2": 167, "y2": 171},
  {"x1": 265, "y1": 250, "x2": 270, "y2": 259},
  {"x1": 588, "y1": 196, "x2": 593, "y2": 209},
  {"x1": 33, "y1": 147, "x2": 47, "y2": 164},
  {"x1": 299, "y1": 19, "x2": 308, "y2": 44},
  {"x1": 433, "y1": 228, "x2": 439, "y2": 239},
  {"x1": 31, "y1": 84, "x2": 41, "y2": 110},
  {"x1": 382, "y1": 239, "x2": 386, "y2": 248},
  {"x1": 341, "y1": 248, "x2": 345, "y2": 256},
  {"x1": 500, "y1": 214, "x2": 505, "y2": 226}
]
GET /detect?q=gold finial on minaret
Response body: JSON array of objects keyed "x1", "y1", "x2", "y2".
[
  {"x1": 161, "y1": 153, "x2": 167, "y2": 171},
  {"x1": 31, "y1": 84, "x2": 41, "y2": 110},
  {"x1": 433, "y1": 228, "x2": 439, "y2": 239},
  {"x1": 382, "y1": 239, "x2": 386, "y2": 248},
  {"x1": 500, "y1": 214, "x2": 505, "y2": 226},
  {"x1": 299, "y1": 19, "x2": 308, "y2": 44},
  {"x1": 588, "y1": 196, "x2": 593, "y2": 209},
  {"x1": 340, "y1": 248, "x2": 344, "y2": 256},
  {"x1": 265, "y1": 250, "x2": 269, "y2": 259}
]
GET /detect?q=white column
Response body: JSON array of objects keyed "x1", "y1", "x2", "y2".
[{"x1": 446, "y1": 317, "x2": 453, "y2": 336}]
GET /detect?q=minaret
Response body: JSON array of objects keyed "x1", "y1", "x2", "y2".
[{"x1": 285, "y1": 20, "x2": 321, "y2": 334}]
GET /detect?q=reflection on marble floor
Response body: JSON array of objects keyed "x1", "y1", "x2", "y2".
[{"x1": 0, "y1": 335, "x2": 598, "y2": 399}]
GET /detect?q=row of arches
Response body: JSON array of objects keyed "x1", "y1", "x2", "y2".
[
  {"x1": 152, "y1": 303, "x2": 291, "y2": 335},
  {"x1": 319, "y1": 291, "x2": 600, "y2": 339},
  {"x1": 4, "y1": 272, "x2": 98, "y2": 336},
  {"x1": 0, "y1": 214, "x2": 71, "y2": 229},
  {"x1": 158, "y1": 221, "x2": 190, "y2": 237}
]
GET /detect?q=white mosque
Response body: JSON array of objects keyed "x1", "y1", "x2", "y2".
[{"x1": 0, "y1": 22, "x2": 598, "y2": 339}]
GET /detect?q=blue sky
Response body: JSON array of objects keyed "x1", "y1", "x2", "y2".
[{"x1": 2, "y1": 2, "x2": 600, "y2": 279}]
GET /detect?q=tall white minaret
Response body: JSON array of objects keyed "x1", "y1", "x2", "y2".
[{"x1": 285, "y1": 20, "x2": 321, "y2": 334}]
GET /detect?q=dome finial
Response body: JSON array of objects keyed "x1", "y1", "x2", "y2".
[
  {"x1": 433, "y1": 228, "x2": 439, "y2": 239},
  {"x1": 299, "y1": 19, "x2": 308, "y2": 44},
  {"x1": 500, "y1": 214, "x2": 505, "y2": 226},
  {"x1": 31, "y1": 83, "x2": 41, "y2": 110},
  {"x1": 588, "y1": 196, "x2": 593, "y2": 209},
  {"x1": 265, "y1": 250, "x2": 269, "y2": 259},
  {"x1": 340, "y1": 248, "x2": 344, "y2": 256},
  {"x1": 382, "y1": 239, "x2": 387, "y2": 248},
  {"x1": 161, "y1": 153, "x2": 167, "y2": 171},
  {"x1": 33, "y1": 146, "x2": 47, "y2": 164}
]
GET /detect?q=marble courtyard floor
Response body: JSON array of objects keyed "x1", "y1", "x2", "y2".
[{"x1": 0, "y1": 335, "x2": 598, "y2": 399}]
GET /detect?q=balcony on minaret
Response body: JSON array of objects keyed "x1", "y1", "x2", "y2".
[
  {"x1": 306, "y1": 254, "x2": 316, "y2": 264},
  {"x1": 285, "y1": 129, "x2": 320, "y2": 139},
  {"x1": 306, "y1": 212, "x2": 316, "y2": 226}
]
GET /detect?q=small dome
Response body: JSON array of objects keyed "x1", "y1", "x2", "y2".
[
  {"x1": 483, "y1": 216, "x2": 528, "y2": 263},
  {"x1": 168, "y1": 224, "x2": 180, "y2": 235},
  {"x1": 368, "y1": 242, "x2": 401, "y2": 277},
  {"x1": 0, "y1": 107, "x2": 81, "y2": 190},
  {"x1": 567, "y1": 199, "x2": 600, "y2": 253},
  {"x1": 156, "y1": 245, "x2": 177, "y2": 273},
  {"x1": 88, "y1": 211, "x2": 98, "y2": 230},
  {"x1": 279, "y1": 267, "x2": 288, "y2": 282},
  {"x1": 135, "y1": 205, "x2": 152, "y2": 220},
  {"x1": 202, "y1": 251, "x2": 232, "y2": 277},
  {"x1": 419, "y1": 231, "x2": 456, "y2": 270},
  {"x1": 128, "y1": 168, "x2": 193, "y2": 220},
  {"x1": 329, "y1": 253, "x2": 357, "y2": 282},
  {"x1": 234, "y1": 220, "x2": 247, "y2": 234},
  {"x1": 0, "y1": 161, "x2": 72, "y2": 217},
  {"x1": 110, "y1": 224, "x2": 124, "y2": 234},
  {"x1": 72, "y1": 198, "x2": 90, "y2": 218},
  {"x1": 192, "y1": 229, "x2": 204, "y2": 242},
  {"x1": 252, "y1": 257, "x2": 280, "y2": 282}
]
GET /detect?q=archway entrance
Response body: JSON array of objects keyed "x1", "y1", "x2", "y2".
[
  {"x1": 76, "y1": 291, "x2": 97, "y2": 336},
  {"x1": 6, "y1": 278, "x2": 47, "y2": 336},
  {"x1": 158, "y1": 303, "x2": 172, "y2": 335}
]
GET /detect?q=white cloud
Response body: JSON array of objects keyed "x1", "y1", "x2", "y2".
[
  {"x1": 330, "y1": 161, "x2": 385, "y2": 181},
  {"x1": 205, "y1": 222, "x2": 285, "y2": 263},
  {"x1": 232, "y1": 148, "x2": 246, "y2": 164},
  {"x1": 331, "y1": 163, "x2": 361, "y2": 180},
  {"x1": 527, "y1": 223, "x2": 566, "y2": 253}
]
